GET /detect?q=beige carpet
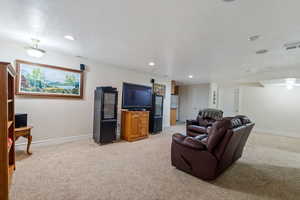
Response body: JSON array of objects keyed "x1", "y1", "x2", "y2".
[{"x1": 10, "y1": 125, "x2": 300, "y2": 200}]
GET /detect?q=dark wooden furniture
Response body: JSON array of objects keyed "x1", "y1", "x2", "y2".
[
  {"x1": 149, "y1": 94, "x2": 164, "y2": 134},
  {"x1": 0, "y1": 62, "x2": 16, "y2": 200},
  {"x1": 121, "y1": 110, "x2": 149, "y2": 142},
  {"x1": 93, "y1": 87, "x2": 118, "y2": 144},
  {"x1": 15, "y1": 126, "x2": 33, "y2": 155}
]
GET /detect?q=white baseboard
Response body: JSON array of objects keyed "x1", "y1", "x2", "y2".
[
  {"x1": 15, "y1": 134, "x2": 91, "y2": 149},
  {"x1": 253, "y1": 128, "x2": 300, "y2": 139}
]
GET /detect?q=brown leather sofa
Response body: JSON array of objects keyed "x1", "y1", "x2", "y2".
[
  {"x1": 172, "y1": 115, "x2": 254, "y2": 180},
  {"x1": 186, "y1": 108, "x2": 223, "y2": 137}
]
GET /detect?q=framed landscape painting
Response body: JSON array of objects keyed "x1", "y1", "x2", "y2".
[{"x1": 16, "y1": 60, "x2": 84, "y2": 98}]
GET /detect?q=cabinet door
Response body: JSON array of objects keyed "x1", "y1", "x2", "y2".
[
  {"x1": 100, "y1": 121, "x2": 116, "y2": 143},
  {"x1": 154, "y1": 96, "x2": 163, "y2": 117},
  {"x1": 140, "y1": 125, "x2": 148, "y2": 136},
  {"x1": 139, "y1": 114, "x2": 148, "y2": 136},
  {"x1": 102, "y1": 92, "x2": 117, "y2": 120},
  {"x1": 130, "y1": 113, "x2": 140, "y2": 138}
]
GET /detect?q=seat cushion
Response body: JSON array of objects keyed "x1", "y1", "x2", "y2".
[
  {"x1": 187, "y1": 131, "x2": 202, "y2": 137},
  {"x1": 187, "y1": 125, "x2": 207, "y2": 134},
  {"x1": 198, "y1": 119, "x2": 213, "y2": 127},
  {"x1": 194, "y1": 134, "x2": 208, "y2": 140},
  {"x1": 201, "y1": 137, "x2": 208, "y2": 144}
]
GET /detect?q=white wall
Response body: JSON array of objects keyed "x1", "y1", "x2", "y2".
[
  {"x1": 218, "y1": 87, "x2": 240, "y2": 117},
  {"x1": 0, "y1": 40, "x2": 171, "y2": 142},
  {"x1": 178, "y1": 84, "x2": 209, "y2": 121},
  {"x1": 239, "y1": 86, "x2": 300, "y2": 138}
]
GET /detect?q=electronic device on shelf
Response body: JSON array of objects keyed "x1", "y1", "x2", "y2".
[
  {"x1": 93, "y1": 87, "x2": 118, "y2": 144},
  {"x1": 15, "y1": 113, "x2": 27, "y2": 128},
  {"x1": 122, "y1": 82, "x2": 152, "y2": 110}
]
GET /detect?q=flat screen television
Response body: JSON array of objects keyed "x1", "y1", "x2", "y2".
[{"x1": 122, "y1": 82, "x2": 152, "y2": 109}]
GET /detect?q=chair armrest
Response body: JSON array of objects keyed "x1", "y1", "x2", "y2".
[
  {"x1": 182, "y1": 137, "x2": 207, "y2": 150},
  {"x1": 172, "y1": 133, "x2": 207, "y2": 150},
  {"x1": 186, "y1": 120, "x2": 198, "y2": 126},
  {"x1": 172, "y1": 133, "x2": 186, "y2": 143}
]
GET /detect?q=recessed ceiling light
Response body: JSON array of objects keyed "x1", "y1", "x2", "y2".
[
  {"x1": 188, "y1": 75, "x2": 193, "y2": 79},
  {"x1": 256, "y1": 49, "x2": 268, "y2": 54},
  {"x1": 249, "y1": 35, "x2": 260, "y2": 41},
  {"x1": 148, "y1": 62, "x2": 155, "y2": 67},
  {"x1": 223, "y1": 0, "x2": 235, "y2": 2},
  {"x1": 64, "y1": 35, "x2": 75, "y2": 41}
]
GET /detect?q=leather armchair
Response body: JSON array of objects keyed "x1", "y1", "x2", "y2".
[
  {"x1": 186, "y1": 108, "x2": 223, "y2": 137},
  {"x1": 172, "y1": 116, "x2": 254, "y2": 180}
]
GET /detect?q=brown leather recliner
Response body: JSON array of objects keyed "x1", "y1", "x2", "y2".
[
  {"x1": 172, "y1": 116, "x2": 254, "y2": 180},
  {"x1": 186, "y1": 108, "x2": 223, "y2": 137}
]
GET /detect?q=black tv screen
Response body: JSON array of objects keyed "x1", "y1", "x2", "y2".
[{"x1": 122, "y1": 83, "x2": 152, "y2": 108}]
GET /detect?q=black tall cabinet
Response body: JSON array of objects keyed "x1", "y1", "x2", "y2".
[
  {"x1": 93, "y1": 87, "x2": 118, "y2": 144},
  {"x1": 149, "y1": 94, "x2": 164, "y2": 134}
]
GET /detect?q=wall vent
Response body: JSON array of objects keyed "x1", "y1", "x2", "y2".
[
  {"x1": 284, "y1": 42, "x2": 300, "y2": 50},
  {"x1": 256, "y1": 49, "x2": 268, "y2": 54}
]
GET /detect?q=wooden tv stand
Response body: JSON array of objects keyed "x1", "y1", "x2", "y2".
[{"x1": 121, "y1": 110, "x2": 149, "y2": 142}]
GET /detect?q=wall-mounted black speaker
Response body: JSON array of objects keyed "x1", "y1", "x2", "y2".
[{"x1": 80, "y1": 64, "x2": 86, "y2": 71}]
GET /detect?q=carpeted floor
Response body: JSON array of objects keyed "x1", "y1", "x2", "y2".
[{"x1": 10, "y1": 125, "x2": 300, "y2": 200}]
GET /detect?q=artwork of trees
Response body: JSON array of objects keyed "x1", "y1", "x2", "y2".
[{"x1": 16, "y1": 61, "x2": 83, "y2": 98}]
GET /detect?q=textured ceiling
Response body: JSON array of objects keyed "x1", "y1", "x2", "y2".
[{"x1": 1, "y1": 0, "x2": 300, "y2": 84}]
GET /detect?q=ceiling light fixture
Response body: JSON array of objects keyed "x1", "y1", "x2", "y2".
[
  {"x1": 64, "y1": 35, "x2": 75, "y2": 41},
  {"x1": 188, "y1": 75, "x2": 193, "y2": 79},
  {"x1": 148, "y1": 62, "x2": 155, "y2": 67},
  {"x1": 25, "y1": 39, "x2": 46, "y2": 58}
]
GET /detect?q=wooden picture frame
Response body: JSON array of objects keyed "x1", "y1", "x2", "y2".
[{"x1": 15, "y1": 60, "x2": 84, "y2": 99}]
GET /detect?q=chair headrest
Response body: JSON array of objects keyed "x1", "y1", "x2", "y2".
[
  {"x1": 207, "y1": 119, "x2": 231, "y2": 152},
  {"x1": 223, "y1": 117, "x2": 245, "y2": 129},
  {"x1": 198, "y1": 108, "x2": 223, "y2": 120},
  {"x1": 230, "y1": 118, "x2": 243, "y2": 129},
  {"x1": 235, "y1": 115, "x2": 252, "y2": 125}
]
